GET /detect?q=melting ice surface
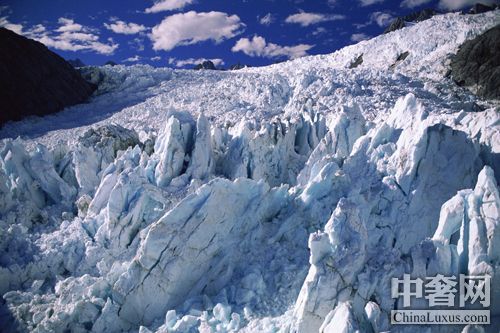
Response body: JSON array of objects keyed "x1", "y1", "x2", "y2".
[{"x1": 0, "y1": 10, "x2": 499, "y2": 333}]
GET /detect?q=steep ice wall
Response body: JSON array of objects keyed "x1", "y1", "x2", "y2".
[
  {"x1": 67, "y1": 124, "x2": 140, "y2": 197},
  {"x1": 148, "y1": 116, "x2": 193, "y2": 188},
  {"x1": 2, "y1": 91, "x2": 497, "y2": 333},
  {"x1": 289, "y1": 94, "x2": 498, "y2": 332},
  {"x1": 221, "y1": 113, "x2": 326, "y2": 187},
  {"x1": 432, "y1": 166, "x2": 500, "y2": 315},
  {"x1": 113, "y1": 178, "x2": 288, "y2": 326},
  {"x1": 0, "y1": 108, "x2": 328, "y2": 332},
  {"x1": 186, "y1": 114, "x2": 215, "y2": 180},
  {"x1": 0, "y1": 139, "x2": 76, "y2": 227}
]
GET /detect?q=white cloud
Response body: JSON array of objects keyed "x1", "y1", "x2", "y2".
[
  {"x1": 354, "y1": 11, "x2": 393, "y2": 29},
  {"x1": 145, "y1": 0, "x2": 194, "y2": 13},
  {"x1": 37, "y1": 35, "x2": 118, "y2": 54},
  {"x1": 259, "y1": 13, "x2": 274, "y2": 26},
  {"x1": 151, "y1": 56, "x2": 161, "y2": 61},
  {"x1": 438, "y1": 0, "x2": 496, "y2": 10},
  {"x1": 232, "y1": 35, "x2": 314, "y2": 59},
  {"x1": 359, "y1": 0, "x2": 385, "y2": 6},
  {"x1": 104, "y1": 19, "x2": 146, "y2": 34},
  {"x1": 150, "y1": 11, "x2": 244, "y2": 51},
  {"x1": 312, "y1": 27, "x2": 327, "y2": 36},
  {"x1": 370, "y1": 12, "x2": 394, "y2": 27},
  {"x1": 0, "y1": 16, "x2": 23, "y2": 34},
  {"x1": 351, "y1": 33, "x2": 371, "y2": 42},
  {"x1": 400, "y1": 0, "x2": 432, "y2": 8},
  {"x1": 56, "y1": 17, "x2": 83, "y2": 32},
  {"x1": 124, "y1": 55, "x2": 141, "y2": 62},
  {"x1": 168, "y1": 57, "x2": 225, "y2": 67},
  {"x1": 285, "y1": 12, "x2": 345, "y2": 26},
  {"x1": 128, "y1": 37, "x2": 145, "y2": 51},
  {"x1": 28, "y1": 24, "x2": 46, "y2": 34},
  {"x1": 26, "y1": 18, "x2": 118, "y2": 55},
  {"x1": 0, "y1": 14, "x2": 117, "y2": 55}
]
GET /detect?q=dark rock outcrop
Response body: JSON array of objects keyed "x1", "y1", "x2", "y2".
[
  {"x1": 229, "y1": 63, "x2": 246, "y2": 70},
  {"x1": 0, "y1": 28, "x2": 96, "y2": 126},
  {"x1": 349, "y1": 54, "x2": 363, "y2": 69},
  {"x1": 79, "y1": 66, "x2": 122, "y2": 95},
  {"x1": 194, "y1": 60, "x2": 217, "y2": 70},
  {"x1": 450, "y1": 24, "x2": 500, "y2": 99},
  {"x1": 389, "y1": 51, "x2": 410, "y2": 69},
  {"x1": 468, "y1": 3, "x2": 497, "y2": 14},
  {"x1": 384, "y1": 9, "x2": 437, "y2": 34},
  {"x1": 67, "y1": 58, "x2": 86, "y2": 68}
]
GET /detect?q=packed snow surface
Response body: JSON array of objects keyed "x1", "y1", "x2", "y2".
[{"x1": 0, "y1": 10, "x2": 499, "y2": 333}]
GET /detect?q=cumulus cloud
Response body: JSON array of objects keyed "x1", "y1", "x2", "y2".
[
  {"x1": 259, "y1": 13, "x2": 274, "y2": 26},
  {"x1": 0, "y1": 10, "x2": 117, "y2": 55},
  {"x1": 145, "y1": 0, "x2": 194, "y2": 13},
  {"x1": 285, "y1": 12, "x2": 345, "y2": 26},
  {"x1": 400, "y1": 0, "x2": 432, "y2": 8},
  {"x1": 359, "y1": 0, "x2": 385, "y2": 6},
  {"x1": 150, "y1": 11, "x2": 244, "y2": 51},
  {"x1": 128, "y1": 37, "x2": 145, "y2": 51},
  {"x1": 26, "y1": 18, "x2": 118, "y2": 55},
  {"x1": 27, "y1": 24, "x2": 46, "y2": 34},
  {"x1": 232, "y1": 35, "x2": 314, "y2": 59},
  {"x1": 351, "y1": 33, "x2": 371, "y2": 42},
  {"x1": 354, "y1": 11, "x2": 393, "y2": 29},
  {"x1": 55, "y1": 17, "x2": 83, "y2": 32},
  {"x1": 312, "y1": 27, "x2": 327, "y2": 36},
  {"x1": 104, "y1": 19, "x2": 146, "y2": 34},
  {"x1": 438, "y1": 0, "x2": 497, "y2": 10},
  {"x1": 124, "y1": 55, "x2": 141, "y2": 62},
  {"x1": 0, "y1": 16, "x2": 23, "y2": 34},
  {"x1": 151, "y1": 56, "x2": 161, "y2": 61},
  {"x1": 370, "y1": 12, "x2": 394, "y2": 27},
  {"x1": 168, "y1": 57, "x2": 225, "y2": 67}
]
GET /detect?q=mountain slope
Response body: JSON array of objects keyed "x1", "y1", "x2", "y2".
[{"x1": 0, "y1": 28, "x2": 95, "y2": 126}]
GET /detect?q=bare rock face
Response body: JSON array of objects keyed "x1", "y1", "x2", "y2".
[
  {"x1": 469, "y1": 3, "x2": 497, "y2": 15},
  {"x1": 67, "y1": 58, "x2": 86, "y2": 68},
  {"x1": 384, "y1": 8, "x2": 437, "y2": 34},
  {"x1": 194, "y1": 60, "x2": 217, "y2": 70},
  {"x1": 0, "y1": 28, "x2": 96, "y2": 126},
  {"x1": 450, "y1": 24, "x2": 500, "y2": 100}
]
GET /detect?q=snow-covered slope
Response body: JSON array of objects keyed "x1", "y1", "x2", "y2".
[{"x1": 0, "y1": 10, "x2": 499, "y2": 333}]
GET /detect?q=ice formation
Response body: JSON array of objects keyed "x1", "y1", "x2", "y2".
[{"x1": 0, "y1": 10, "x2": 499, "y2": 333}]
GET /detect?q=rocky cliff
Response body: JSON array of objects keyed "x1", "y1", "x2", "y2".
[
  {"x1": 451, "y1": 24, "x2": 500, "y2": 99},
  {"x1": 0, "y1": 28, "x2": 96, "y2": 126}
]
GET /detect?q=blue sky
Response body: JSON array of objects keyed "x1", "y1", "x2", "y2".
[{"x1": 0, "y1": 0, "x2": 492, "y2": 68}]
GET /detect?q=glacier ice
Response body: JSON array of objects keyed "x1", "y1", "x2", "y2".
[
  {"x1": 113, "y1": 177, "x2": 288, "y2": 326},
  {"x1": 186, "y1": 114, "x2": 215, "y2": 180},
  {"x1": 0, "y1": 9, "x2": 499, "y2": 333},
  {"x1": 432, "y1": 166, "x2": 500, "y2": 315},
  {"x1": 148, "y1": 115, "x2": 192, "y2": 188}
]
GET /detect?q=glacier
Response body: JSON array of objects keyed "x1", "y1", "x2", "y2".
[{"x1": 0, "y1": 10, "x2": 499, "y2": 333}]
